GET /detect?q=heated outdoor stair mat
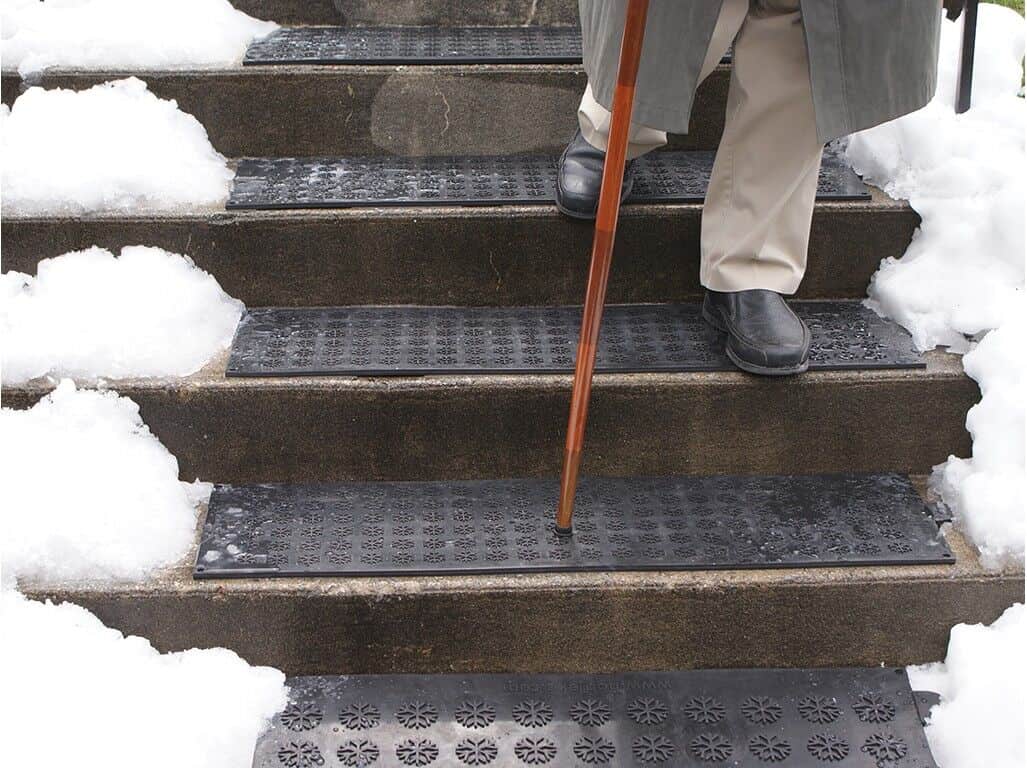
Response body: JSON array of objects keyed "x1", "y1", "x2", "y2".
[
  {"x1": 225, "y1": 302, "x2": 922, "y2": 378},
  {"x1": 226, "y1": 151, "x2": 868, "y2": 210},
  {"x1": 246, "y1": 25, "x2": 584, "y2": 65},
  {"x1": 244, "y1": 25, "x2": 734, "y2": 66},
  {"x1": 194, "y1": 473, "x2": 951, "y2": 579},
  {"x1": 256, "y1": 668, "x2": 938, "y2": 768}
]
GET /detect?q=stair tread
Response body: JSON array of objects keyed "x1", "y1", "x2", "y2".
[
  {"x1": 244, "y1": 24, "x2": 735, "y2": 69},
  {"x1": 246, "y1": 25, "x2": 585, "y2": 66},
  {"x1": 226, "y1": 301, "x2": 922, "y2": 378},
  {"x1": 195, "y1": 473, "x2": 951, "y2": 580},
  {"x1": 257, "y1": 667, "x2": 937, "y2": 767},
  {"x1": 228, "y1": 151, "x2": 868, "y2": 210}
]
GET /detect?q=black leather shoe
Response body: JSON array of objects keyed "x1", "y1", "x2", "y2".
[
  {"x1": 702, "y1": 289, "x2": 811, "y2": 376},
  {"x1": 555, "y1": 129, "x2": 635, "y2": 220}
]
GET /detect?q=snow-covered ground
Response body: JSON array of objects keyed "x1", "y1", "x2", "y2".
[
  {"x1": 846, "y1": 4, "x2": 1025, "y2": 572},
  {"x1": 0, "y1": 0, "x2": 277, "y2": 76},
  {"x1": 910, "y1": 605, "x2": 1025, "y2": 768},
  {"x1": 1, "y1": 77, "x2": 234, "y2": 214},
  {"x1": 2, "y1": 246, "x2": 243, "y2": 385},
  {"x1": 0, "y1": 381, "x2": 206, "y2": 584},
  {"x1": 0, "y1": 589, "x2": 288, "y2": 768}
]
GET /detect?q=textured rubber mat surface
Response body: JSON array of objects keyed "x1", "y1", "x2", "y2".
[
  {"x1": 226, "y1": 152, "x2": 868, "y2": 210},
  {"x1": 245, "y1": 25, "x2": 584, "y2": 65},
  {"x1": 226, "y1": 302, "x2": 922, "y2": 377},
  {"x1": 255, "y1": 668, "x2": 938, "y2": 767},
  {"x1": 244, "y1": 25, "x2": 734, "y2": 67},
  {"x1": 194, "y1": 474, "x2": 950, "y2": 578}
]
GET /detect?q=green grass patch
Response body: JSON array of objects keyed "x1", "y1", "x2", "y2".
[{"x1": 988, "y1": 0, "x2": 1025, "y2": 14}]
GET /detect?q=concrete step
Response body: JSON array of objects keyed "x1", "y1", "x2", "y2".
[
  {"x1": 2, "y1": 351, "x2": 973, "y2": 484},
  {"x1": 1, "y1": 192, "x2": 916, "y2": 307},
  {"x1": 0, "y1": 64, "x2": 728, "y2": 156},
  {"x1": 17, "y1": 507, "x2": 1019, "y2": 674},
  {"x1": 231, "y1": 0, "x2": 580, "y2": 27}
]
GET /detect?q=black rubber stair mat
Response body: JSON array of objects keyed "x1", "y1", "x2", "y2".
[
  {"x1": 194, "y1": 473, "x2": 952, "y2": 579},
  {"x1": 226, "y1": 151, "x2": 868, "y2": 210},
  {"x1": 225, "y1": 301, "x2": 922, "y2": 378},
  {"x1": 256, "y1": 668, "x2": 938, "y2": 767},
  {"x1": 245, "y1": 25, "x2": 585, "y2": 65}
]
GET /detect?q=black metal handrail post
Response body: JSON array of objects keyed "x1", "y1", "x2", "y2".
[{"x1": 955, "y1": 0, "x2": 980, "y2": 114}]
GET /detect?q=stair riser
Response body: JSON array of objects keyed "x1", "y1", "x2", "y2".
[
  {"x1": 1, "y1": 67, "x2": 727, "y2": 156},
  {"x1": 23, "y1": 567, "x2": 1019, "y2": 675},
  {"x1": 231, "y1": 0, "x2": 580, "y2": 26},
  {"x1": 1, "y1": 202, "x2": 916, "y2": 306},
  {"x1": 3, "y1": 368, "x2": 973, "y2": 482}
]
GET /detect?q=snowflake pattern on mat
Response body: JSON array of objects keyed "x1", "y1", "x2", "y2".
[
  {"x1": 277, "y1": 741, "x2": 325, "y2": 768},
  {"x1": 454, "y1": 700, "x2": 497, "y2": 729},
  {"x1": 683, "y1": 695, "x2": 726, "y2": 724},
  {"x1": 280, "y1": 701, "x2": 324, "y2": 731},
  {"x1": 337, "y1": 739, "x2": 380, "y2": 767},
  {"x1": 339, "y1": 702, "x2": 381, "y2": 730},
  {"x1": 455, "y1": 737, "x2": 499, "y2": 766},
  {"x1": 798, "y1": 695, "x2": 842, "y2": 724},
  {"x1": 741, "y1": 695, "x2": 783, "y2": 725},
  {"x1": 570, "y1": 698, "x2": 612, "y2": 727},
  {"x1": 632, "y1": 735, "x2": 675, "y2": 763},
  {"x1": 395, "y1": 738, "x2": 439, "y2": 767},
  {"x1": 807, "y1": 734, "x2": 850, "y2": 762},
  {"x1": 512, "y1": 700, "x2": 554, "y2": 728},
  {"x1": 627, "y1": 697, "x2": 669, "y2": 726},
  {"x1": 572, "y1": 735, "x2": 616, "y2": 765},
  {"x1": 690, "y1": 733, "x2": 733, "y2": 762},
  {"x1": 396, "y1": 701, "x2": 439, "y2": 730},
  {"x1": 513, "y1": 736, "x2": 558, "y2": 765},
  {"x1": 748, "y1": 734, "x2": 791, "y2": 763},
  {"x1": 862, "y1": 733, "x2": 908, "y2": 761},
  {"x1": 853, "y1": 692, "x2": 897, "y2": 723}
]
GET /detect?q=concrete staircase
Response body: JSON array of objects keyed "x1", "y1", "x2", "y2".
[{"x1": 2, "y1": 0, "x2": 1018, "y2": 715}]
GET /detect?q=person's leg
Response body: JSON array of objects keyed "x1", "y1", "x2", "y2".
[
  {"x1": 577, "y1": 0, "x2": 749, "y2": 159},
  {"x1": 700, "y1": 0, "x2": 823, "y2": 376},
  {"x1": 577, "y1": 82, "x2": 667, "y2": 162},
  {"x1": 700, "y1": 0, "x2": 824, "y2": 294},
  {"x1": 557, "y1": 0, "x2": 748, "y2": 219}
]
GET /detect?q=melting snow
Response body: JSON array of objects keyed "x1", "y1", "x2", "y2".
[
  {"x1": 0, "y1": 589, "x2": 288, "y2": 768},
  {"x1": 846, "y1": 5, "x2": 1025, "y2": 571},
  {"x1": 0, "y1": 381, "x2": 204, "y2": 584},
  {"x1": 0, "y1": 0, "x2": 277, "y2": 77},
  {"x1": 1, "y1": 77, "x2": 234, "y2": 214},
  {"x1": 2, "y1": 246, "x2": 243, "y2": 385}
]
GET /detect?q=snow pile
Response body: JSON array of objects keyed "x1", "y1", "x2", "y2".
[
  {"x1": 0, "y1": 0, "x2": 277, "y2": 77},
  {"x1": 846, "y1": 5, "x2": 1025, "y2": 570},
  {"x1": 1, "y1": 77, "x2": 233, "y2": 214},
  {"x1": 0, "y1": 381, "x2": 204, "y2": 584},
  {"x1": 0, "y1": 590, "x2": 288, "y2": 768},
  {"x1": 933, "y1": 311, "x2": 1025, "y2": 570},
  {"x1": 847, "y1": 4, "x2": 1024, "y2": 351},
  {"x1": 909, "y1": 604, "x2": 1025, "y2": 768},
  {"x1": 2, "y1": 246, "x2": 243, "y2": 385}
]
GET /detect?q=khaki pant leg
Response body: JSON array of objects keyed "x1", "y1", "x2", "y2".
[
  {"x1": 577, "y1": 0, "x2": 748, "y2": 160},
  {"x1": 700, "y1": 0, "x2": 825, "y2": 294}
]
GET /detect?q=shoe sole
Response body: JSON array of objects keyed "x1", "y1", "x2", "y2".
[
  {"x1": 555, "y1": 175, "x2": 635, "y2": 221},
  {"x1": 701, "y1": 303, "x2": 810, "y2": 377}
]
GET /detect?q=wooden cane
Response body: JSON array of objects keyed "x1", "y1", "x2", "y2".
[{"x1": 555, "y1": 0, "x2": 650, "y2": 534}]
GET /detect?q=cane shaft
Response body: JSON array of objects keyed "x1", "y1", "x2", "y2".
[{"x1": 555, "y1": 0, "x2": 650, "y2": 533}]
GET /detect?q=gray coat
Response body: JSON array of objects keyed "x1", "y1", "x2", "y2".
[{"x1": 580, "y1": 0, "x2": 943, "y2": 142}]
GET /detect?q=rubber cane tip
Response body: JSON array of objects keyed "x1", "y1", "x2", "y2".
[{"x1": 554, "y1": 524, "x2": 573, "y2": 537}]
